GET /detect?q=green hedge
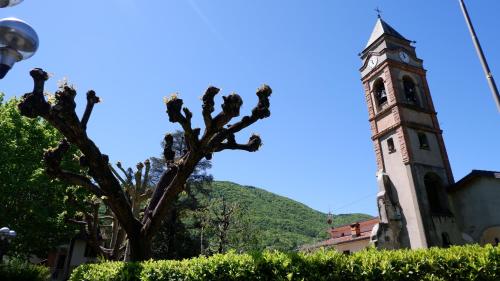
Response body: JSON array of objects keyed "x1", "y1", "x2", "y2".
[
  {"x1": 0, "y1": 260, "x2": 50, "y2": 281},
  {"x1": 70, "y1": 245, "x2": 500, "y2": 281}
]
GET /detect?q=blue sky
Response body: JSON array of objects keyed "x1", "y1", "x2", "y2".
[{"x1": 2, "y1": 1, "x2": 499, "y2": 216}]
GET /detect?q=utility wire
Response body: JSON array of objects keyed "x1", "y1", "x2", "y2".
[{"x1": 330, "y1": 192, "x2": 378, "y2": 213}]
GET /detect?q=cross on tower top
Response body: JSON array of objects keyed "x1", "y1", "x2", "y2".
[{"x1": 375, "y1": 7, "x2": 382, "y2": 18}]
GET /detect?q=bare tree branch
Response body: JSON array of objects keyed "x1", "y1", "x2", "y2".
[
  {"x1": 19, "y1": 68, "x2": 142, "y2": 241},
  {"x1": 165, "y1": 96, "x2": 199, "y2": 150},
  {"x1": 163, "y1": 134, "x2": 175, "y2": 163},
  {"x1": 214, "y1": 134, "x2": 262, "y2": 152},
  {"x1": 109, "y1": 164, "x2": 128, "y2": 186},
  {"x1": 141, "y1": 159, "x2": 151, "y2": 189},
  {"x1": 211, "y1": 93, "x2": 243, "y2": 130},
  {"x1": 206, "y1": 85, "x2": 271, "y2": 151},
  {"x1": 44, "y1": 139, "x2": 105, "y2": 196},
  {"x1": 81, "y1": 90, "x2": 100, "y2": 130},
  {"x1": 134, "y1": 162, "x2": 144, "y2": 191},
  {"x1": 201, "y1": 86, "x2": 220, "y2": 130}
]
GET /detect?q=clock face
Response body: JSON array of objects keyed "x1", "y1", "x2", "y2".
[
  {"x1": 368, "y1": 56, "x2": 378, "y2": 69},
  {"x1": 399, "y1": 51, "x2": 410, "y2": 63}
]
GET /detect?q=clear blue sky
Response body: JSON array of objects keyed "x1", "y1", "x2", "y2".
[{"x1": 2, "y1": 1, "x2": 499, "y2": 216}]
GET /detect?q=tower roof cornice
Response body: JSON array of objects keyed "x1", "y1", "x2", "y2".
[{"x1": 365, "y1": 18, "x2": 410, "y2": 50}]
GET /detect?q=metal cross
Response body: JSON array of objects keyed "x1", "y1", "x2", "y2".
[{"x1": 375, "y1": 7, "x2": 382, "y2": 18}]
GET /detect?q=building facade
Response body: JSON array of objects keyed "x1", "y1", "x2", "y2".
[
  {"x1": 302, "y1": 17, "x2": 500, "y2": 255},
  {"x1": 359, "y1": 17, "x2": 500, "y2": 250}
]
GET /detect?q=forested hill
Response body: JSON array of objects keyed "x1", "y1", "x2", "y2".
[{"x1": 211, "y1": 181, "x2": 373, "y2": 251}]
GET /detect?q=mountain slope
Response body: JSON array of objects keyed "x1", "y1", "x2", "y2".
[{"x1": 210, "y1": 181, "x2": 373, "y2": 251}]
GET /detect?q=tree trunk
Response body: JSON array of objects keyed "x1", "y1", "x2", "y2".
[{"x1": 127, "y1": 235, "x2": 152, "y2": 261}]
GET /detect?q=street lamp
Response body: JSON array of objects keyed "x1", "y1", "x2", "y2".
[
  {"x1": 0, "y1": 17, "x2": 38, "y2": 78},
  {"x1": 0, "y1": 0, "x2": 23, "y2": 8},
  {"x1": 0, "y1": 1, "x2": 39, "y2": 79},
  {"x1": 0, "y1": 226, "x2": 17, "y2": 262}
]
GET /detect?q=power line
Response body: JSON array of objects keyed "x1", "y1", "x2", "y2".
[{"x1": 331, "y1": 192, "x2": 377, "y2": 213}]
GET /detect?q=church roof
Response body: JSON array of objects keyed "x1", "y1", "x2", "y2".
[
  {"x1": 365, "y1": 18, "x2": 409, "y2": 49},
  {"x1": 448, "y1": 170, "x2": 500, "y2": 192}
]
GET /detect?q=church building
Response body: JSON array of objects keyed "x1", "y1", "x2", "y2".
[
  {"x1": 360, "y1": 16, "x2": 500, "y2": 250},
  {"x1": 308, "y1": 17, "x2": 500, "y2": 253}
]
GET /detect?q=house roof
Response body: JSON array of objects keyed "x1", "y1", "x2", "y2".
[
  {"x1": 300, "y1": 218, "x2": 379, "y2": 251},
  {"x1": 448, "y1": 170, "x2": 500, "y2": 192},
  {"x1": 328, "y1": 217, "x2": 378, "y2": 238},
  {"x1": 365, "y1": 18, "x2": 409, "y2": 49},
  {"x1": 320, "y1": 217, "x2": 379, "y2": 247}
]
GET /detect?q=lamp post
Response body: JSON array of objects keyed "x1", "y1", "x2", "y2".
[
  {"x1": 0, "y1": 226, "x2": 17, "y2": 263},
  {"x1": 0, "y1": 0, "x2": 39, "y2": 79},
  {"x1": 458, "y1": 0, "x2": 500, "y2": 112},
  {"x1": 0, "y1": 0, "x2": 23, "y2": 8}
]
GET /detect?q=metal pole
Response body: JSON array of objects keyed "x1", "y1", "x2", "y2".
[{"x1": 458, "y1": 0, "x2": 500, "y2": 112}]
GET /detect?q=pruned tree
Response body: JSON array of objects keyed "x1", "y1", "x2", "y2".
[
  {"x1": 63, "y1": 160, "x2": 153, "y2": 260},
  {"x1": 18, "y1": 68, "x2": 272, "y2": 261},
  {"x1": 150, "y1": 131, "x2": 214, "y2": 260}
]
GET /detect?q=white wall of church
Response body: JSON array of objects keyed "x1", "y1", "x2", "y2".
[
  {"x1": 379, "y1": 132, "x2": 427, "y2": 248},
  {"x1": 450, "y1": 177, "x2": 500, "y2": 244}
]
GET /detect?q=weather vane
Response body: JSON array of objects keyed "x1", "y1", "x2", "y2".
[{"x1": 375, "y1": 7, "x2": 382, "y2": 18}]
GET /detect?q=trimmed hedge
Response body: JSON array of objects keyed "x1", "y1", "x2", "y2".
[
  {"x1": 0, "y1": 260, "x2": 50, "y2": 281},
  {"x1": 70, "y1": 245, "x2": 500, "y2": 281}
]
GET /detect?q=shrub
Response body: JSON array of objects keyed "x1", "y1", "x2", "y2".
[
  {"x1": 70, "y1": 245, "x2": 500, "y2": 281},
  {"x1": 0, "y1": 259, "x2": 50, "y2": 281}
]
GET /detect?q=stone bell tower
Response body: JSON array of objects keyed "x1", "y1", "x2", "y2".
[{"x1": 359, "y1": 17, "x2": 462, "y2": 248}]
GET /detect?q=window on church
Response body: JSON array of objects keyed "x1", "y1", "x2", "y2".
[
  {"x1": 373, "y1": 79, "x2": 387, "y2": 106},
  {"x1": 387, "y1": 138, "x2": 396, "y2": 153},
  {"x1": 418, "y1": 133, "x2": 429, "y2": 150},
  {"x1": 403, "y1": 76, "x2": 418, "y2": 104}
]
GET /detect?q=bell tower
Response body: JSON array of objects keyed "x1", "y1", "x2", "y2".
[{"x1": 360, "y1": 17, "x2": 462, "y2": 248}]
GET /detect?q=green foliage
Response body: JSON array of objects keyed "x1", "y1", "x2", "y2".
[
  {"x1": 0, "y1": 94, "x2": 78, "y2": 257},
  {"x1": 199, "y1": 196, "x2": 261, "y2": 255},
  {"x1": 209, "y1": 181, "x2": 372, "y2": 251},
  {"x1": 69, "y1": 245, "x2": 500, "y2": 281},
  {"x1": 0, "y1": 259, "x2": 50, "y2": 281}
]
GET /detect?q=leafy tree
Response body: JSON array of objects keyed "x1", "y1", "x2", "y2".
[
  {"x1": 0, "y1": 94, "x2": 78, "y2": 258},
  {"x1": 18, "y1": 69, "x2": 272, "y2": 261},
  {"x1": 208, "y1": 181, "x2": 373, "y2": 252}
]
